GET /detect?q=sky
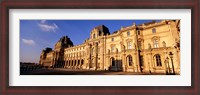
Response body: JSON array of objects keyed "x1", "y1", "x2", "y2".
[{"x1": 20, "y1": 20, "x2": 156, "y2": 63}]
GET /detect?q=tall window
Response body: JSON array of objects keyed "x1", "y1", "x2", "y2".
[
  {"x1": 111, "y1": 38, "x2": 114, "y2": 42},
  {"x1": 155, "y1": 54, "x2": 162, "y2": 66},
  {"x1": 127, "y1": 31, "x2": 130, "y2": 36},
  {"x1": 152, "y1": 28, "x2": 156, "y2": 33},
  {"x1": 127, "y1": 55, "x2": 133, "y2": 66},
  {"x1": 111, "y1": 46, "x2": 115, "y2": 52},
  {"x1": 127, "y1": 41, "x2": 132, "y2": 49},
  {"x1": 153, "y1": 39, "x2": 159, "y2": 48}
]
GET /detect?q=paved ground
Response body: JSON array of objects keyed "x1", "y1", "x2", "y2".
[{"x1": 20, "y1": 68, "x2": 166, "y2": 75}]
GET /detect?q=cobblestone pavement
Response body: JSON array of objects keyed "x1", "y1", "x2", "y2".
[{"x1": 21, "y1": 68, "x2": 166, "y2": 75}]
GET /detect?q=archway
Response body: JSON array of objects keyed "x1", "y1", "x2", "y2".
[
  {"x1": 81, "y1": 59, "x2": 84, "y2": 66},
  {"x1": 110, "y1": 57, "x2": 115, "y2": 66}
]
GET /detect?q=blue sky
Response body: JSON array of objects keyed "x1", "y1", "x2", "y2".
[{"x1": 20, "y1": 20, "x2": 156, "y2": 63}]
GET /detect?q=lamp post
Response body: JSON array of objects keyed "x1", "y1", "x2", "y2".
[{"x1": 169, "y1": 52, "x2": 175, "y2": 75}]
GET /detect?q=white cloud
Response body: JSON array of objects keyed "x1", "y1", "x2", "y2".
[
  {"x1": 40, "y1": 20, "x2": 46, "y2": 24},
  {"x1": 22, "y1": 39, "x2": 35, "y2": 45},
  {"x1": 38, "y1": 20, "x2": 59, "y2": 32}
]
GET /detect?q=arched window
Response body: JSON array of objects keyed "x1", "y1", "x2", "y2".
[
  {"x1": 127, "y1": 55, "x2": 133, "y2": 66},
  {"x1": 155, "y1": 54, "x2": 162, "y2": 66},
  {"x1": 81, "y1": 59, "x2": 84, "y2": 66},
  {"x1": 78, "y1": 60, "x2": 80, "y2": 66},
  {"x1": 111, "y1": 57, "x2": 115, "y2": 66}
]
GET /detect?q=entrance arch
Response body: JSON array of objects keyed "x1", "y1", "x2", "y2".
[{"x1": 81, "y1": 59, "x2": 84, "y2": 66}]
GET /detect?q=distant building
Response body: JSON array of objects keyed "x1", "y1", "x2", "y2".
[{"x1": 39, "y1": 20, "x2": 180, "y2": 74}]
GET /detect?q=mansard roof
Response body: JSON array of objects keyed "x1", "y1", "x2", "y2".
[
  {"x1": 42, "y1": 47, "x2": 52, "y2": 53},
  {"x1": 94, "y1": 25, "x2": 110, "y2": 35},
  {"x1": 55, "y1": 35, "x2": 74, "y2": 49}
]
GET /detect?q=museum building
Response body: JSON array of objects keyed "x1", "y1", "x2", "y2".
[{"x1": 39, "y1": 20, "x2": 180, "y2": 74}]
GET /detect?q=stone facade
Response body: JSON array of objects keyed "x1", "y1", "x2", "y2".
[{"x1": 39, "y1": 20, "x2": 180, "y2": 74}]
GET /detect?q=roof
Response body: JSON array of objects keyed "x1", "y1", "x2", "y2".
[{"x1": 94, "y1": 25, "x2": 110, "y2": 35}]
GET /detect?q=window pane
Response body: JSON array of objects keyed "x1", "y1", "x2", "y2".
[
  {"x1": 127, "y1": 42, "x2": 132, "y2": 49},
  {"x1": 127, "y1": 31, "x2": 130, "y2": 36},
  {"x1": 111, "y1": 38, "x2": 114, "y2": 41},
  {"x1": 111, "y1": 46, "x2": 115, "y2": 52},
  {"x1": 152, "y1": 28, "x2": 156, "y2": 33},
  {"x1": 154, "y1": 39, "x2": 159, "y2": 48},
  {"x1": 128, "y1": 55, "x2": 133, "y2": 66},
  {"x1": 156, "y1": 55, "x2": 162, "y2": 66},
  {"x1": 138, "y1": 31, "x2": 140, "y2": 35}
]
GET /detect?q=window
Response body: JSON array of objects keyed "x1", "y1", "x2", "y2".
[
  {"x1": 127, "y1": 41, "x2": 132, "y2": 49},
  {"x1": 153, "y1": 39, "x2": 159, "y2": 48},
  {"x1": 138, "y1": 41, "x2": 142, "y2": 50},
  {"x1": 127, "y1": 31, "x2": 130, "y2": 36},
  {"x1": 138, "y1": 31, "x2": 140, "y2": 35},
  {"x1": 93, "y1": 34, "x2": 95, "y2": 39},
  {"x1": 111, "y1": 38, "x2": 114, "y2": 42},
  {"x1": 111, "y1": 57, "x2": 115, "y2": 66},
  {"x1": 127, "y1": 55, "x2": 133, "y2": 66},
  {"x1": 155, "y1": 54, "x2": 162, "y2": 66},
  {"x1": 152, "y1": 28, "x2": 156, "y2": 33},
  {"x1": 111, "y1": 46, "x2": 115, "y2": 52}
]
